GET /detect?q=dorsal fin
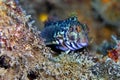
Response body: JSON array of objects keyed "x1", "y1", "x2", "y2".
[{"x1": 44, "y1": 16, "x2": 78, "y2": 27}]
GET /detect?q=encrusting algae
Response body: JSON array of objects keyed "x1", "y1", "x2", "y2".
[{"x1": 0, "y1": 0, "x2": 120, "y2": 80}]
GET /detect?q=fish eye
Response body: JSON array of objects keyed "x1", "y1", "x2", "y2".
[
  {"x1": 69, "y1": 17, "x2": 77, "y2": 21},
  {"x1": 76, "y1": 26, "x2": 81, "y2": 32}
]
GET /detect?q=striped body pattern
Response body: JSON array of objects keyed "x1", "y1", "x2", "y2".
[{"x1": 40, "y1": 16, "x2": 89, "y2": 52}]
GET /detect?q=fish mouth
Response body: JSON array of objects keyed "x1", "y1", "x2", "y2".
[{"x1": 66, "y1": 25, "x2": 88, "y2": 43}]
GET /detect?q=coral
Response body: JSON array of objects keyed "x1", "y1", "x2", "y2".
[
  {"x1": 0, "y1": 0, "x2": 108, "y2": 80},
  {"x1": 0, "y1": 0, "x2": 120, "y2": 80},
  {"x1": 43, "y1": 51, "x2": 96, "y2": 79},
  {"x1": 90, "y1": 59, "x2": 120, "y2": 80},
  {"x1": 0, "y1": 0, "x2": 97, "y2": 79},
  {"x1": 91, "y1": 35, "x2": 120, "y2": 79},
  {"x1": 0, "y1": 0, "x2": 50, "y2": 79}
]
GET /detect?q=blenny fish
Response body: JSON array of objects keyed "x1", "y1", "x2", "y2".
[{"x1": 40, "y1": 16, "x2": 89, "y2": 53}]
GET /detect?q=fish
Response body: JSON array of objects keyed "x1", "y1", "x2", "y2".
[{"x1": 40, "y1": 16, "x2": 89, "y2": 53}]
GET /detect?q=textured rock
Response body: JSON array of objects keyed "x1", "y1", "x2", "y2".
[{"x1": 0, "y1": 0, "x2": 120, "y2": 80}]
